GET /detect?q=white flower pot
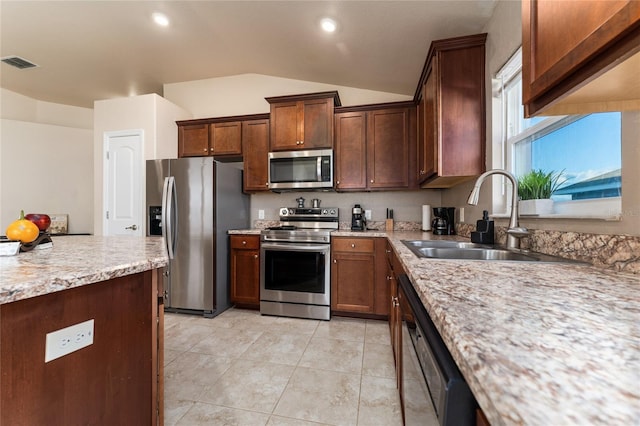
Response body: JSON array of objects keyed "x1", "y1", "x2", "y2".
[{"x1": 519, "y1": 199, "x2": 554, "y2": 215}]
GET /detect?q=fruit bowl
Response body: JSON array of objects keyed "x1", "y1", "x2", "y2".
[{"x1": 19, "y1": 232, "x2": 53, "y2": 252}]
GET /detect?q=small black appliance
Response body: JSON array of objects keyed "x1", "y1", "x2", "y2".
[
  {"x1": 148, "y1": 206, "x2": 162, "y2": 236},
  {"x1": 351, "y1": 204, "x2": 365, "y2": 231},
  {"x1": 431, "y1": 207, "x2": 456, "y2": 235}
]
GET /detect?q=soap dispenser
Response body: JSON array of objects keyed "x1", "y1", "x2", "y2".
[{"x1": 471, "y1": 210, "x2": 494, "y2": 244}]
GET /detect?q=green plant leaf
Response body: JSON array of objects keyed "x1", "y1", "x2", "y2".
[{"x1": 517, "y1": 169, "x2": 565, "y2": 200}]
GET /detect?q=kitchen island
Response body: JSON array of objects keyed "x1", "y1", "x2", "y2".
[
  {"x1": 377, "y1": 230, "x2": 639, "y2": 425},
  {"x1": 0, "y1": 235, "x2": 168, "y2": 424}
]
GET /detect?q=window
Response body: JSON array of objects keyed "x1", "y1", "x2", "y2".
[{"x1": 495, "y1": 48, "x2": 622, "y2": 217}]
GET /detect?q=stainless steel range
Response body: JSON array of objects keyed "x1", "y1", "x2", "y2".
[{"x1": 260, "y1": 206, "x2": 338, "y2": 320}]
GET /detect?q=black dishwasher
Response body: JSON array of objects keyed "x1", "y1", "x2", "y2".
[{"x1": 398, "y1": 274, "x2": 477, "y2": 426}]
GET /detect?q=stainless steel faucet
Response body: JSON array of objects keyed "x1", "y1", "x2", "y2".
[{"x1": 467, "y1": 170, "x2": 529, "y2": 250}]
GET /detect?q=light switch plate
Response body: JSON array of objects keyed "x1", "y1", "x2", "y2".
[
  {"x1": 258, "y1": 209, "x2": 265, "y2": 219},
  {"x1": 45, "y1": 319, "x2": 94, "y2": 363},
  {"x1": 365, "y1": 210, "x2": 372, "y2": 220}
]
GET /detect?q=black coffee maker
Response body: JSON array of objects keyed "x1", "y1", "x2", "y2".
[
  {"x1": 432, "y1": 207, "x2": 456, "y2": 235},
  {"x1": 351, "y1": 204, "x2": 365, "y2": 231}
]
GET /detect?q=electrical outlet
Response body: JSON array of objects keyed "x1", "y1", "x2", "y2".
[
  {"x1": 258, "y1": 209, "x2": 265, "y2": 219},
  {"x1": 365, "y1": 210, "x2": 372, "y2": 220},
  {"x1": 45, "y1": 319, "x2": 94, "y2": 363}
]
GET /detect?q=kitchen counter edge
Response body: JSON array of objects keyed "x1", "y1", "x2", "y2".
[{"x1": 0, "y1": 235, "x2": 168, "y2": 305}]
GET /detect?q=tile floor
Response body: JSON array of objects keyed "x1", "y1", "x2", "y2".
[{"x1": 163, "y1": 308, "x2": 403, "y2": 425}]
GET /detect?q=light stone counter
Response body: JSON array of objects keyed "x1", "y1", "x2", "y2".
[
  {"x1": 227, "y1": 229, "x2": 262, "y2": 235},
  {"x1": 0, "y1": 236, "x2": 168, "y2": 305},
  {"x1": 384, "y1": 231, "x2": 640, "y2": 425}
]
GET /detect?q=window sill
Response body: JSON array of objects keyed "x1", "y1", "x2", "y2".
[{"x1": 490, "y1": 213, "x2": 621, "y2": 221}]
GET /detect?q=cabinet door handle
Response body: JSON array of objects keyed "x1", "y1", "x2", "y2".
[
  {"x1": 254, "y1": 254, "x2": 258, "y2": 259},
  {"x1": 351, "y1": 243, "x2": 355, "y2": 248},
  {"x1": 242, "y1": 240, "x2": 247, "y2": 245},
  {"x1": 333, "y1": 259, "x2": 337, "y2": 263},
  {"x1": 203, "y1": 148, "x2": 208, "y2": 152},
  {"x1": 370, "y1": 179, "x2": 374, "y2": 183},
  {"x1": 336, "y1": 180, "x2": 340, "y2": 185}
]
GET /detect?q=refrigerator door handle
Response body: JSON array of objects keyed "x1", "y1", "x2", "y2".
[{"x1": 162, "y1": 176, "x2": 177, "y2": 259}]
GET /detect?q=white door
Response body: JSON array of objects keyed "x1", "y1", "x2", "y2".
[{"x1": 104, "y1": 130, "x2": 143, "y2": 236}]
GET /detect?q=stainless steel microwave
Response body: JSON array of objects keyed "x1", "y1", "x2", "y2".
[{"x1": 268, "y1": 149, "x2": 333, "y2": 190}]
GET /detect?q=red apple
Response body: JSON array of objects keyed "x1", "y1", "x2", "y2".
[{"x1": 25, "y1": 213, "x2": 51, "y2": 232}]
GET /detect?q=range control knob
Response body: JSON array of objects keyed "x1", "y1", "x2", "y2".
[
  {"x1": 288, "y1": 208, "x2": 295, "y2": 215},
  {"x1": 280, "y1": 208, "x2": 288, "y2": 216},
  {"x1": 322, "y1": 209, "x2": 328, "y2": 215},
  {"x1": 330, "y1": 209, "x2": 337, "y2": 215}
]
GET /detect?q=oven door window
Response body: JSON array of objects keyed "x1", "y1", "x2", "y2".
[{"x1": 264, "y1": 250, "x2": 326, "y2": 293}]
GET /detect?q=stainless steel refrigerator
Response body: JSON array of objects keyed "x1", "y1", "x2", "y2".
[{"x1": 146, "y1": 158, "x2": 249, "y2": 317}]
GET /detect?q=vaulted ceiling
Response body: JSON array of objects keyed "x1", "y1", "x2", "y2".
[{"x1": 0, "y1": 1, "x2": 496, "y2": 108}]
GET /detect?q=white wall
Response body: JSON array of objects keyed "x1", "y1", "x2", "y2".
[
  {"x1": 442, "y1": 1, "x2": 640, "y2": 237},
  {"x1": 0, "y1": 89, "x2": 93, "y2": 233},
  {"x1": 92, "y1": 94, "x2": 190, "y2": 235},
  {"x1": 164, "y1": 73, "x2": 412, "y2": 118}
]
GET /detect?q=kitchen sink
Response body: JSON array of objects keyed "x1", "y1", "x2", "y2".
[{"x1": 401, "y1": 240, "x2": 583, "y2": 263}]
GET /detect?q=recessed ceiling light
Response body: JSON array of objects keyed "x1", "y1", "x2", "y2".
[
  {"x1": 152, "y1": 12, "x2": 170, "y2": 27},
  {"x1": 320, "y1": 18, "x2": 337, "y2": 33}
]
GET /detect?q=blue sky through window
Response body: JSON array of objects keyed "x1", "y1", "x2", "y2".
[{"x1": 515, "y1": 112, "x2": 621, "y2": 199}]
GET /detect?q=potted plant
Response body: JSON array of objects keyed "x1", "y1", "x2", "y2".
[{"x1": 517, "y1": 169, "x2": 564, "y2": 215}]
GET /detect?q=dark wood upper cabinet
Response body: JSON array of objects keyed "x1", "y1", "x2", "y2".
[
  {"x1": 334, "y1": 102, "x2": 417, "y2": 191},
  {"x1": 415, "y1": 33, "x2": 487, "y2": 189},
  {"x1": 210, "y1": 121, "x2": 242, "y2": 156},
  {"x1": 522, "y1": 0, "x2": 640, "y2": 117},
  {"x1": 178, "y1": 123, "x2": 209, "y2": 157},
  {"x1": 266, "y1": 91, "x2": 341, "y2": 151},
  {"x1": 367, "y1": 107, "x2": 413, "y2": 190},
  {"x1": 334, "y1": 112, "x2": 367, "y2": 190},
  {"x1": 177, "y1": 114, "x2": 269, "y2": 160},
  {"x1": 242, "y1": 119, "x2": 270, "y2": 192}
]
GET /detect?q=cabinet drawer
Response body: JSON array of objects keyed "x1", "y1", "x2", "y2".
[
  {"x1": 230, "y1": 235, "x2": 260, "y2": 249},
  {"x1": 333, "y1": 237, "x2": 374, "y2": 253}
]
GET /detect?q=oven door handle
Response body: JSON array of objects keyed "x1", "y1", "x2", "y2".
[{"x1": 261, "y1": 242, "x2": 330, "y2": 252}]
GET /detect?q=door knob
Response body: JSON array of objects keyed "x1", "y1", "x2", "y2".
[{"x1": 125, "y1": 224, "x2": 138, "y2": 230}]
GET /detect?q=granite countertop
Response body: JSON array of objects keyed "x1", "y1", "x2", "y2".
[
  {"x1": 0, "y1": 235, "x2": 168, "y2": 305},
  {"x1": 228, "y1": 229, "x2": 262, "y2": 235},
  {"x1": 384, "y1": 231, "x2": 640, "y2": 425}
]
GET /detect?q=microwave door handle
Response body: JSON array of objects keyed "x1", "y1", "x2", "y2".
[{"x1": 317, "y1": 156, "x2": 322, "y2": 182}]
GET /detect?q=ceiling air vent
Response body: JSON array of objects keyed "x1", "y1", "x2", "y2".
[{"x1": 1, "y1": 56, "x2": 39, "y2": 69}]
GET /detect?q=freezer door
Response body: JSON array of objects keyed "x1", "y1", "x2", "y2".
[
  {"x1": 146, "y1": 160, "x2": 170, "y2": 231},
  {"x1": 169, "y1": 157, "x2": 215, "y2": 313}
]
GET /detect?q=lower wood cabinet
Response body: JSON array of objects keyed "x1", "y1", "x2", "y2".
[
  {"x1": 331, "y1": 237, "x2": 388, "y2": 316},
  {"x1": 230, "y1": 235, "x2": 260, "y2": 308},
  {"x1": 386, "y1": 241, "x2": 403, "y2": 387}
]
